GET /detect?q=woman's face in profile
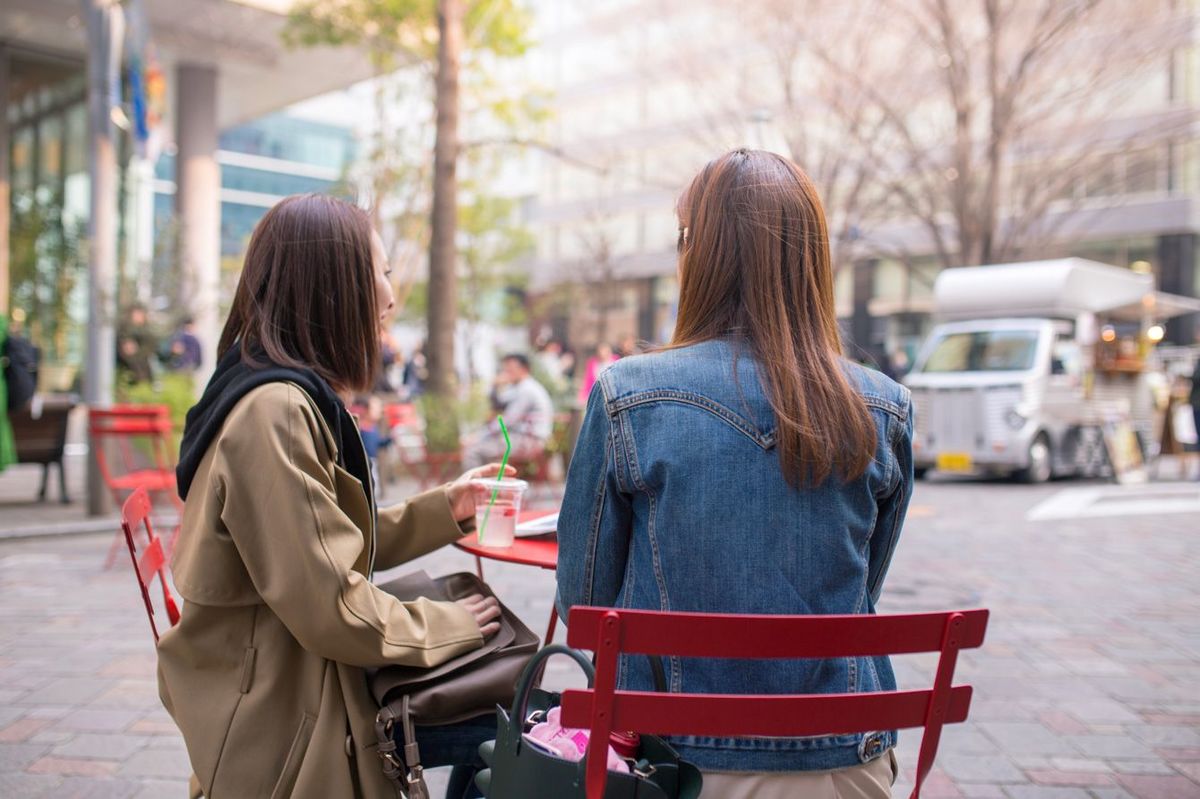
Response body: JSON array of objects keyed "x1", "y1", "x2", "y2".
[{"x1": 371, "y1": 231, "x2": 396, "y2": 326}]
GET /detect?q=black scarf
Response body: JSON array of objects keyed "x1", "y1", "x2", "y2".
[{"x1": 176, "y1": 345, "x2": 374, "y2": 521}]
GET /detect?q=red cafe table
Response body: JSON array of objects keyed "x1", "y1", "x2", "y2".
[{"x1": 454, "y1": 509, "x2": 560, "y2": 643}]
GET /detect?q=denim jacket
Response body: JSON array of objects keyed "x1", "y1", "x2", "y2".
[{"x1": 555, "y1": 338, "x2": 913, "y2": 773}]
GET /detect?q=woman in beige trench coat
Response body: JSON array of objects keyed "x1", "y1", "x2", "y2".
[{"x1": 160, "y1": 194, "x2": 510, "y2": 798}]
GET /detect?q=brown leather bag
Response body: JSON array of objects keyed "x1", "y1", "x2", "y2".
[{"x1": 368, "y1": 571, "x2": 539, "y2": 798}]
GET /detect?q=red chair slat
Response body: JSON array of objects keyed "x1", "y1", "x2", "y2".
[
  {"x1": 565, "y1": 606, "x2": 988, "y2": 659},
  {"x1": 123, "y1": 485, "x2": 153, "y2": 528},
  {"x1": 137, "y1": 537, "x2": 165, "y2": 584},
  {"x1": 564, "y1": 606, "x2": 989, "y2": 799},
  {"x1": 561, "y1": 686, "x2": 973, "y2": 739},
  {"x1": 120, "y1": 488, "x2": 182, "y2": 643}
]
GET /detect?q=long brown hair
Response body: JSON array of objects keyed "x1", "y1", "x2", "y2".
[
  {"x1": 218, "y1": 193, "x2": 380, "y2": 393},
  {"x1": 672, "y1": 149, "x2": 875, "y2": 486}
]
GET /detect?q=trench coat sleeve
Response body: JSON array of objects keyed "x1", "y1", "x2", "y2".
[
  {"x1": 214, "y1": 383, "x2": 484, "y2": 668},
  {"x1": 374, "y1": 487, "x2": 469, "y2": 572}
]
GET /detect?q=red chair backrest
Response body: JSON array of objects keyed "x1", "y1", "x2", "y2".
[
  {"x1": 562, "y1": 607, "x2": 989, "y2": 799},
  {"x1": 88, "y1": 406, "x2": 175, "y2": 489},
  {"x1": 108, "y1": 403, "x2": 171, "y2": 418},
  {"x1": 120, "y1": 488, "x2": 181, "y2": 642}
]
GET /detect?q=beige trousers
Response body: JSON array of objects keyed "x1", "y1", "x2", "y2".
[{"x1": 699, "y1": 749, "x2": 897, "y2": 799}]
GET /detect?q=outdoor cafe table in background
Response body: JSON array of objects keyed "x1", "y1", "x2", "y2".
[{"x1": 454, "y1": 509, "x2": 560, "y2": 643}]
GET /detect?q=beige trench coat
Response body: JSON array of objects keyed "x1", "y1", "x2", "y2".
[{"x1": 158, "y1": 382, "x2": 484, "y2": 798}]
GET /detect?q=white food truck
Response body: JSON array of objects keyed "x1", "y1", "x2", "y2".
[{"x1": 904, "y1": 258, "x2": 1200, "y2": 482}]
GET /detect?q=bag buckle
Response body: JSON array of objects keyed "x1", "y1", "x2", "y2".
[
  {"x1": 406, "y1": 765, "x2": 430, "y2": 799},
  {"x1": 633, "y1": 760, "x2": 657, "y2": 779}
]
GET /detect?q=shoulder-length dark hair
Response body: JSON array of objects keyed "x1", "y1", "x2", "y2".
[
  {"x1": 218, "y1": 193, "x2": 379, "y2": 393},
  {"x1": 671, "y1": 149, "x2": 875, "y2": 487}
]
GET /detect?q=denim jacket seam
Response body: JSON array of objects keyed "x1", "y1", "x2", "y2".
[
  {"x1": 610, "y1": 390, "x2": 773, "y2": 450},
  {"x1": 580, "y1": 466, "x2": 605, "y2": 607},
  {"x1": 888, "y1": 401, "x2": 911, "y2": 493},
  {"x1": 619, "y1": 411, "x2": 675, "y2": 661},
  {"x1": 867, "y1": 476, "x2": 908, "y2": 602},
  {"x1": 618, "y1": 409, "x2": 677, "y2": 686},
  {"x1": 861, "y1": 393, "x2": 908, "y2": 423},
  {"x1": 855, "y1": 502, "x2": 876, "y2": 616},
  {"x1": 885, "y1": 414, "x2": 900, "y2": 492}
]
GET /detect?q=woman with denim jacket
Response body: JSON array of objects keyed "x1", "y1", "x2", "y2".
[{"x1": 556, "y1": 149, "x2": 913, "y2": 799}]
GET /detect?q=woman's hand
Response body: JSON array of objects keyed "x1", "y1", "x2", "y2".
[
  {"x1": 447, "y1": 463, "x2": 518, "y2": 523},
  {"x1": 456, "y1": 593, "x2": 502, "y2": 638}
]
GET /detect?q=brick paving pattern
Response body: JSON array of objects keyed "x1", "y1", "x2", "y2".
[{"x1": 0, "y1": 466, "x2": 1197, "y2": 797}]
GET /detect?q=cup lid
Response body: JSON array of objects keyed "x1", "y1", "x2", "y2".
[{"x1": 469, "y1": 477, "x2": 529, "y2": 490}]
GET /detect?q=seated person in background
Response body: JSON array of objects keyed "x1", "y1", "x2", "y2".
[{"x1": 464, "y1": 354, "x2": 554, "y2": 469}]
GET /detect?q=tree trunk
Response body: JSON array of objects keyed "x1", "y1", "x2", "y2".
[{"x1": 426, "y1": 0, "x2": 463, "y2": 396}]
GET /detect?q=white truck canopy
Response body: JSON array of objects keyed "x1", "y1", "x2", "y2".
[{"x1": 934, "y1": 258, "x2": 1155, "y2": 321}]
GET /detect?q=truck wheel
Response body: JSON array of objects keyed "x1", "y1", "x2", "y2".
[
  {"x1": 914, "y1": 467, "x2": 929, "y2": 480},
  {"x1": 1017, "y1": 434, "x2": 1053, "y2": 484}
]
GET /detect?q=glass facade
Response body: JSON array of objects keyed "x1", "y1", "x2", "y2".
[
  {"x1": 152, "y1": 112, "x2": 356, "y2": 260},
  {"x1": 5, "y1": 54, "x2": 89, "y2": 384},
  {"x1": 4, "y1": 48, "x2": 357, "y2": 386}
]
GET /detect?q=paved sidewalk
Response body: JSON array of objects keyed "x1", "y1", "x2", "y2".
[{"x1": 0, "y1": 477, "x2": 1198, "y2": 798}]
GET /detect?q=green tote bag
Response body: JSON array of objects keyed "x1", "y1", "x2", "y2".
[{"x1": 475, "y1": 644, "x2": 703, "y2": 799}]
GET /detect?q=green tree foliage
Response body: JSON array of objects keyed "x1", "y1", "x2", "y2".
[
  {"x1": 459, "y1": 189, "x2": 534, "y2": 325},
  {"x1": 285, "y1": 0, "x2": 536, "y2": 398},
  {"x1": 9, "y1": 189, "x2": 85, "y2": 366},
  {"x1": 284, "y1": 0, "x2": 530, "y2": 64}
]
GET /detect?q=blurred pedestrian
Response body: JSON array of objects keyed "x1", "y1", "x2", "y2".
[
  {"x1": 464, "y1": 353, "x2": 554, "y2": 469},
  {"x1": 403, "y1": 342, "x2": 428, "y2": 399},
  {"x1": 559, "y1": 346, "x2": 578, "y2": 382},
  {"x1": 376, "y1": 328, "x2": 399, "y2": 394},
  {"x1": 537, "y1": 340, "x2": 565, "y2": 384},
  {"x1": 117, "y1": 304, "x2": 158, "y2": 384},
  {"x1": 578, "y1": 342, "x2": 618, "y2": 406},
  {"x1": 557, "y1": 149, "x2": 910, "y2": 798},
  {"x1": 163, "y1": 318, "x2": 203, "y2": 373},
  {"x1": 883, "y1": 348, "x2": 910, "y2": 382}
]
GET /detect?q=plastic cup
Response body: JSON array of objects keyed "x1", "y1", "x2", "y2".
[{"x1": 471, "y1": 477, "x2": 528, "y2": 548}]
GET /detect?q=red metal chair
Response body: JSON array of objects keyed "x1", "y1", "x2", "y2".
[
  {"x1": 89, "y1": 405, "x2": 182, "y2": 567},
  {"x1": 120, "y1": 487, "x2": 181, "y2": 643},
  {"x1": 384, "y1": 402, "x2": 419, "y2": 429},
  {"x1": 562, "y1": 606, "x2": 990, "y2": 799}
]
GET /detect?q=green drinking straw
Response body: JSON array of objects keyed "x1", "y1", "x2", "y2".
[{"x1": 478, "y1": 415, "x2": 512, "y2": 543}]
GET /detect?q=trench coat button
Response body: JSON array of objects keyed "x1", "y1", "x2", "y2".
[{"x1": 345, "y1": 734, "x2": 354, "y2": 758}]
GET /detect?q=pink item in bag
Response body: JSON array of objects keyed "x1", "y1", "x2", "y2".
[{"x1": 523, "y1": 706, "x2": 630, "y2": 774}]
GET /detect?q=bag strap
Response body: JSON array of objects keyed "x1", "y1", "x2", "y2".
[
  {"x1": 505, "y1": 644, "x2": 595, "y2": 748},
  {"x1": 649, "y1": 655, "x2": 668, "y2": 692},
  {"x1": 374, "y1": 697, "x2": 431, "y2": 799}
]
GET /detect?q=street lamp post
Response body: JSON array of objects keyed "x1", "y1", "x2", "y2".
[{"x1": 83, "y1": 0, "x2": 121, "y2": 516}]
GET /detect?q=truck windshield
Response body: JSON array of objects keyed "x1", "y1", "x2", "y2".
[{"x1": 919, "y1": 330, "x2": 1039, "y2": 373}]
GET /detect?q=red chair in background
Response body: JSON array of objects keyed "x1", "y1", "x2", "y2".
[
  {"x1": 89, "y1": 405, "x2": 183, "y2": 567},
  {"x1": 120, "y1": 488, "x2": 181, "y2": 642},
  {"x1": 562, "y1": 606, "x2": 989, "y2": 799},
  {"x1": 384, "y1": 402, "x2": 418, "y2": 429}
]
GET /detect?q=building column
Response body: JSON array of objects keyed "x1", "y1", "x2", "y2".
[
  {"x1": 0, "y1": 45, "x2": 10, "y2": 319},
  {"x1": 175, "y1": 64, "x2": 220, "y2": 379},
  {"x1": 85, "y1": 1, "x2": 120, "y2": 515},
  {"x1": 1157, "y1": 233, "x2": 1198, "y2": 345}
]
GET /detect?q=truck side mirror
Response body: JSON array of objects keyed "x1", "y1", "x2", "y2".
[{"x1": 1051, "y1": 357, "x2": 1067, "y2": 376}]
